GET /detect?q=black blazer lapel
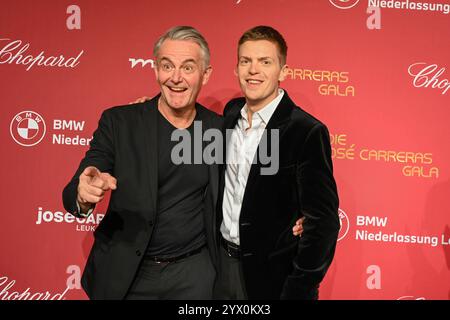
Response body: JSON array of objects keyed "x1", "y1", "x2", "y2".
[
  {"x1": 141, "y1": 96, "x2": 159, "y2": 215},
  {"x1": 197, "y1": 106, "x2": 221, "y2": 265},
  {"x1": 243, "y1": 91, "x2": 295, "y2": 204},
  {"x1": 224, "y1": 102, "x2": 243, "y2": 131},
  {"x1": 217, "y1": 100, "x2": 242, "y2": 226},
  {"x1": 196, "y1": 104, "x2": 220, "y2": 208},
  {"x1": 264, "y1": 92, "x2": 295, "y2": 131}
]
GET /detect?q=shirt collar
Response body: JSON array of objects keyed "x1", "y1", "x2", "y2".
[{"x1": 240, "y1": 89, "x2": 284, "y2": 125}]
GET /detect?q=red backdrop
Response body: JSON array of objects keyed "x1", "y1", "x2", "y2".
[{"x1": 1, "y1": 0, "x2": 449, "y2": 300}]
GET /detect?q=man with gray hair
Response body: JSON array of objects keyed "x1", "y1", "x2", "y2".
[{"x1": 63, "y1": 26, "x2": 221, "y2": 299}]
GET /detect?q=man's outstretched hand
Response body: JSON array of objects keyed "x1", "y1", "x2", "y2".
[{"x1": 77, "y1": 166, "x2": 117, "y2": 212}]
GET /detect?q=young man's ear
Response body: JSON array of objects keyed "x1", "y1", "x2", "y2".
[{"x1": 279, "y1": 64, "x2": 289, "y2": 82}]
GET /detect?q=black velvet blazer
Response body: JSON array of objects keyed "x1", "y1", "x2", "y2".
[{"x1": 217, "y1": 90, "x2": 340, "y2": 299}]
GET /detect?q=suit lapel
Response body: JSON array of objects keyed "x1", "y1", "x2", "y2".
[
  {"x1": 141, "y1": 96, "x2": 159, "y2": 215},
  {"x1": 243, "y1": 92, "x2": 295, "y2": 206},
  {"x1": 218, "y1": 100, "x2": 243, "y2": 199},
  {"x1": 224, "y1": 104, "x2": 242, "y2": 131},
  {"x1": 198, "y1": 104, "x2": 219, "y2": 208},
  {"x1": 197, "y1": 105, "x2": 221, "y2": 262},
  {"x1": 264, "y1": 92, "x2": 295, "y2": 131}
]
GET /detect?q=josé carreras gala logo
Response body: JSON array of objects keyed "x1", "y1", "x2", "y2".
[
  {"x1": 329, "y1": 0, "x2": 360, "y2": 9},
  {"x1": 10, "y1": 111, "x2": 46, "y2": 147}
]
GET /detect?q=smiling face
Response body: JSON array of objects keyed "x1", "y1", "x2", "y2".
[
  {"x1": 154, "y1": 39, "x2": 212, "y2": 112},
  {"x1": 236, "y1": 39, "x2": 287, "y2": 111}
]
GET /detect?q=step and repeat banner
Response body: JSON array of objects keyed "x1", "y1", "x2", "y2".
[{"x1": 1, "y1": 0, "x2": 449, "y2": 300}]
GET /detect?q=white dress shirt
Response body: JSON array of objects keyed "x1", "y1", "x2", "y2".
[{"x1": 221, "y1": 89, "x2": 284, "y2": 245}]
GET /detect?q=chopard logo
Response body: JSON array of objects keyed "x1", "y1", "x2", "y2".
[
  {"x1": 0, "y1": 38, "x2": 83, "y2": 71},
  {"x1": 408, "y1": 62, "x2": 450, "y2": 95},
  {"x1": 0, "y1": 276, "x2": 70, "y2": 300},
  {"x1": 397, "y1": 295, "x2": 426, "y2": 300}
]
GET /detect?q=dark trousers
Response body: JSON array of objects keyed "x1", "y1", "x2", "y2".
[
  {"x1": 125, "y1": 246, "x2": 215, "y2": 300},
  {"x1": 213, "y1": 245, "x2": 248, "y2": 300}
]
